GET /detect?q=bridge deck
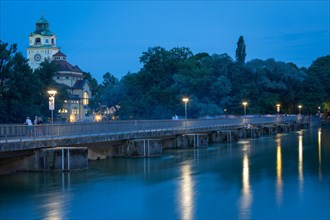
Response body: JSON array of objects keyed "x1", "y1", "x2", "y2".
[{"x1": 0, "y1": 116, "x2": 301, "y2": 152}]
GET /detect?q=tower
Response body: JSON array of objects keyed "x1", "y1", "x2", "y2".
[{"x1": 27, "y1": 16, "x2": 59, "y2": 69}]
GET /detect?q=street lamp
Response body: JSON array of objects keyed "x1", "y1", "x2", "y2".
[
  {"x1": 47, "y1": 89, "x2": 57, "y2": 124},
  {"x1": 242, "y1": 101, "x2": 248, "y2": 116},
  {"x1": 182, "y1": 97, "x2": 189, "y2": 120},
  {"x1": 298, "y1": 105, "x2": 302, "y2": 115},
  {"x1": 276, "y1": 104, "x2": 281, "y2": 115}
]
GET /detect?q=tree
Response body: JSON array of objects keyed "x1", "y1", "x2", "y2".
[
  {"x1": 83, "y1": 71, "x2": 100, "y2": 110},
  {"x1": 298, "y1": 55, "x2": 330, "y2": 114},
  {"x1": 235, "y1": 36, "x2": 246, "y2": 64},
  {"x1": 0, "y1": 41, "x2": 40, "y2": 123},
  {"x1": 308, "y1": 55, "x2": 330, "y2": 99},
  {"x1": 100, "y1": 72, "x2": 121, "y2": 116}
]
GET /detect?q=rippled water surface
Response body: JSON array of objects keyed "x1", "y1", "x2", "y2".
[{"x1": 1, "y1": 128, "x2": 329, "y2": 219}]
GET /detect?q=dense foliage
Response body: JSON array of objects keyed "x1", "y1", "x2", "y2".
[
  {"x1": 100, "y1": 47, "x2": 329, "y2": 119},
  {"x1": 0, "y1": 40, "x2": 69, "y2": 123},
  {"x1": 1, "y1": 37, "x2": 329, "y2": 123}
]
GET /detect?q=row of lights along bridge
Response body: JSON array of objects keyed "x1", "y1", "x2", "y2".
[{"x1": 46, "y1": 90, "x2": 308, "y2": 122}]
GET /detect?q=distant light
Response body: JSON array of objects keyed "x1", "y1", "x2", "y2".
[
  {"x1": 182, "y1": 97, "x2": 189, "y2": 103},
  {"x1": 70, "y1": 114, "x2": 76, "y2": 123},
  {"x1": 242, "y1": 102, "x2": 248, "y2": 106},
  {"x1": 47, "y1": 89, "x2": 57, "y2": 96},
  {"x1": 95, "y1": 114, "x2": 102, "y2": 122}
]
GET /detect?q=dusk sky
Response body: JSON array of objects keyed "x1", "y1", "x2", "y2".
[{"x1": 1, "y1": 1, "x2": 329, "y2": 82}]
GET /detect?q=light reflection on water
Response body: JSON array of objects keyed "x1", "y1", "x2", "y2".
[
  {"x1": 298, "y1": 131, "x2": 304, "y2": 193},
  {"x1": 178, "y1": 162, "x2": 194, "y2": 220},
  {"x1": 0, "y1": 128, "x2": 329, "y2": 220},
  {"x1": 239, "y1": 153, "x2": 252, "y2": 220},
  {"x1": 318, "y1": 128, "x2": 323, "y2": 180},
  {"x1": 276, "y1": 137, "x2": 283, "y2": 207}
]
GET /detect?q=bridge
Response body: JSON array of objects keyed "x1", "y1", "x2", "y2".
[
  {"x1": 0, "y1": 115, "x2": 307, "y2": 174},
  {"x1": 0, "y1": 116, "x2": 300, "y2": 150}
]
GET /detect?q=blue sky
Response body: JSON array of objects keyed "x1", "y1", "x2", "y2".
[{"x1": 1, "y1": 1, "x2": 329, "y2": 82}]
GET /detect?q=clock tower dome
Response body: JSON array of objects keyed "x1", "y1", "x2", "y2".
[{"x1": 27, "y1": 16, "x2": 59, "y2": 69}]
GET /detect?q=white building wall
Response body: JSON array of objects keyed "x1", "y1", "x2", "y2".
[{"x1": 27, "y1": 34, "x2": 59, "y2": 70}]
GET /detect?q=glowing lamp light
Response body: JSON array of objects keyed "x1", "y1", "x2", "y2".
[{"x1": 95, "y1": 114, "x2": 102, "y2": 122}]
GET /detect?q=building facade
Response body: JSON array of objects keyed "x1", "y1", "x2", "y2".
[
  {"x1": 27, "y1": 16, "x2": 92, "y2": 122},
  {"x1": 27, "y1": 16, "x2": 59, "y2": 69}
]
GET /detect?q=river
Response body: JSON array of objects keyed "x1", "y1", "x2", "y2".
[{"x1": 0, "y1": 127, "x2": 329, "y2": 219}]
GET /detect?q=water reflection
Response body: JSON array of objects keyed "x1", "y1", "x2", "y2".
[
  {"x1": 42, "y1": 173, "x2": 71, "y2": 220},
  {"x1": 1, "y1": 128, "x2": 329, "y2": 220},
  {"x1": 318, "y1": 128, "x2": 322, "y2": 179},
  {"x1": 276, "y1": 137, "x2": 283, "y2": 206},
  {"x1": 298, "y1": 131, "x2": 304, "y2": 192},
  {"x1": 239, "y1": 141, "x2": 253, "y2": 220},
  {"x1": 143, "y1": 158, "x2": 150, "y2": 176},
  {"x1": 178, "y1": 162, "x2": 195, "y2": 220}
]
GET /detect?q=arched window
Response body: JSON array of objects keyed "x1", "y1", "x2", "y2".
[
  {"x1": 35, "y1": 38, "x2": 41, "y2": 45},
  {"x1": 51, "y1": 38, "x2": 54, "y2": 45},
  {"x1": 83, "y1": 92, "x2": 89, "y2": 105}
]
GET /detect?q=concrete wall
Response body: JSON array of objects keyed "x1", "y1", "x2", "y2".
[
  {"x1": 176, "y1": 134, "x2": 208, "y2": 149},
  {"x1": 117, "y1": 139, "x2": 162, "y2": 157},
  {"x1": 29, "y1": 147, "x2": 88, "y2": 171}
]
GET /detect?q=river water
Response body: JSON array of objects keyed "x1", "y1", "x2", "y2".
[{"x1": 0, "y1": 127, "x2": 329, "y2": 220}]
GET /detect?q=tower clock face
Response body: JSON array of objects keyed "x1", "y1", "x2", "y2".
[{"x1": 34, "y1": 54, "x2": 41, "y2": 62}]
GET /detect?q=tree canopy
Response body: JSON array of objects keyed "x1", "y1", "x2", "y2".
[
  {"x1": 1, "y1": 38, "x2": 329, "y2": 123},
  {"x1": 0, "y1": 40, "x2": 69, "y2": 123},
  {"x1": 235, "y1": 36, "x2": 246, "y2": 64}
]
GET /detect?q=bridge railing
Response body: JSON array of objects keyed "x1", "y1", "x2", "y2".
[{"x1": 0, "y1": 115, "x2": 298, "y2": 143}]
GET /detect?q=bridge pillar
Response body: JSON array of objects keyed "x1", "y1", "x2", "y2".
[
  {"x1": 209, "y1": 131, "x2": 227, "y2": 143},
  {"x1": 246, "y1": 127, "x2": 262, "y2": 138},
  {"x1": 117, "y1": 139, "x2": 162, "y2": 157},
  {"x1": 262, "y1": 125, "x2": 278, "y2": 135},
  {"x1": 31, "y1": 147, "x2": 88, "y2": 171},
  {"x1": 177, "y1": 134, "x2": 208, "y2": 149}
]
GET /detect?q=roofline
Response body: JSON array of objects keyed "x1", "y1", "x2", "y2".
[
  {"x1": 55, "y1": 71, "x2": 83, "y2": 75},
  {"x1": 27, "y1": 46, "x2": 59, "y2": 49}
]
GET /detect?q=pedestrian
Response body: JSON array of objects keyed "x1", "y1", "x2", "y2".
[
  {"x1": 34, "y1": 116, "x2": 38, "y2": 125},
  {"x1": 24, "y1": 117, "x2": 33, "y2": 136}
]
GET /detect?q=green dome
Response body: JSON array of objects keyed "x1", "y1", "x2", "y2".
[
  {"x1": 36, "y1": 16, "x2": 49, "y2": 24},
  {"x1": 30, "y1": 16, "x2": 54, "y2": 36}
]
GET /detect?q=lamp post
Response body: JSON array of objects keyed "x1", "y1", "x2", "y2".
[
  {"x1": 47, "y1": 90, "x2": 57, "y2": 124},
  {"x1": 298, "y1": 105, "x2": 302, "y2": 115},
  {"x1": 182, "y1": 97, "x2": 189, "y2": 120},
  {"x1": 276, "y1": 104, "x2": 281, "y2": 115},
  {"x1": 242, "y1": 102, "x2": 248, "y2": 116}
]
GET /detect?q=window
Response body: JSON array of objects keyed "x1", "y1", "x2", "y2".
[
  {"x1": 72, "y1": 108, "x2": 79, "y2": 115},
  {"x1": 58, "y1": 109, "x2": 68, "y2": 113},
  {"x1": 35, "y1": 38, "x2": 41, "y2": 45},
  {"x1": 51, "y1": 38, "x2": 54, "y2": 45},
  {"x1": 45, "y1": 39, "x2": 49, "y2": 43},
  {"x1": 83, "y1": 92, "x2": 89, "y2": 105}
]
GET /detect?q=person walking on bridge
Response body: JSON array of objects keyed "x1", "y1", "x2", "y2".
[{"x1": 24, "y1": 117, "x2": 33, "y2": 136}]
